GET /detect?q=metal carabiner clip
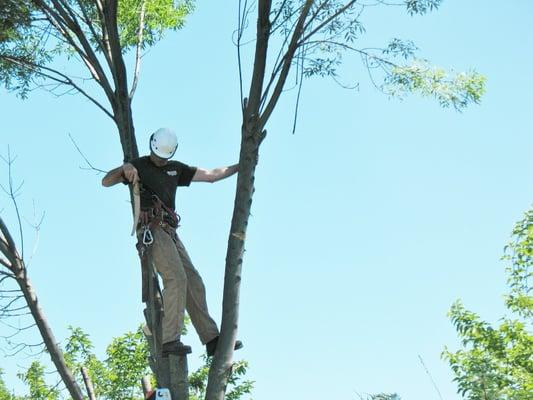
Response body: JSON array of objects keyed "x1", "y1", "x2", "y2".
[{"x1": 142, "y1": 226, "x2": 153, "y2": 246}]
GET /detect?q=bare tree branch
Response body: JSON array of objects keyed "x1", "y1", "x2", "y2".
[
  {"x1": 0, "y1": 273, "x2": 15, "y2": 284},
  {"x1": 291, "y1": 48, "x2": 306, "y2": 133},
  {"x1": 1, "y1": 149, "x2": 24, "y2": 260},
  {"x1": 0, "y1": 257, "x2": 13, "y2": 269},
  {"x1": 2, "y1": 295, "x2": 25, "y2": 311},
  {"x1": 74, "y1": 0, "x2": 108, "y2": 60},
  {"x1": 260, "y1": 0, "x2": 315, "y2": 127},
  {"x1": 303, "y1": 0, "x2": 331, "y2": 31},
  {"x1": 81, "y1": 366, "x2": 96, "y2": 400},
  {"x1": 33, "y1": 0, "x2": 116, "y2": 105},
  {"x1": 270, "y1": 0, "x2": 290, "y2": 28},
  {"x1": 260, "y1": 6, "x2": 304, "y2": 109},
  {"x1": 68, "y1": 133, "x2": 107, "y2": 173},
  {"x1": 0, "y1": 56, "x2": 114, "y2": 119},
  {"x1": 0, "y1": 218, "x2": 17, "y2": 260},
  {"x1": 130, "y1": 0, "x2": 147, "y2": 99},
  {"x1": 236, "y1": 0, "x2": 251, "y2": 110},
  {"x1": 3, "y1": 340, "x2": 44, "y2": 357},
  {"x1": 0, "y1": 157, "x2": 84, "y2": 400},
  {"x1": 0, "y1": 317, "x2": 35, "y2": 332}
]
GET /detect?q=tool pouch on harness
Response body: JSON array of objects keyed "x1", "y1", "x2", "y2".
[{"x1": 136, "y1": 195, "x2": 180, "y2": 302}]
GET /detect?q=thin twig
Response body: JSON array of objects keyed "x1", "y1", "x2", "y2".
[
  {"x1": 298, "y1": 0, "x2": 359, "y2": 45},
  {"x1": 68, "y1": 133, "x2": 107, "y2": 174},
  {"x1": 292, "y1": 45, "x2": 306, "y2": 134},
  {"x1": 237, "y1": 0, "x2": 249, "y2": 111},
  {"x1": 418, "y1": 355, "x2": 445, "y2": 400},
  {"x1": 3, "y1": 148, "x2": 24, "y2": 261}
]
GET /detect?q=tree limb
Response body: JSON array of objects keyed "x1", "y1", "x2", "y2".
[
  {"x1": 33, "y1": 0, "x2": 116, "y2": 105},
  {"x1": 245, "y1": 0, "x2": 274, "y2": 114},
  {"x1": 0, "y1": 55, "x2": 114, "y2": 119},
  {"x1": 259, "y1": 0, "x2": 315, "y2": 127},
  {"x1": 0, "y1": 240, "x2": 16, "y2": 271},
  {"x1": 81, "y1": 366, "x2": 96, "y2": 400},
  {"x1": 298, "y1": 0, "x2": 358, "y2": 45},
  {"x1": 130, "y1": 0, "x2": 147, "y2": 99},
  {"x1": 0, "y1": 217, "x2": 17, "y2": 255}
]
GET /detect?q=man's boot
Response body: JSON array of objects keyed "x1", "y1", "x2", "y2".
[
  {"x1": 206, "y1": 336, "x2": 243, "y2": 357},
  {"x1": 162, "y1": 340, "x2": 192, "y2": 357}
]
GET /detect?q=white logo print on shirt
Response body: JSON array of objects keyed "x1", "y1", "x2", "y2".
[{"x1": 166, "y1": 170, "x2": 177, "y2": 176}]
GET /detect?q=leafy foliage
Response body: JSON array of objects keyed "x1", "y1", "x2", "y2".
[
  {"x1": 2, "y1": 325, "x2": 253, "y2": 400},
  {"x1": 0, "y1": 0, "x2": 32, "y2": 43},
  {"x1": 64, "y1": 325, "x2": 150, "y2": 400},
  {"x1": 382, "y1": 38, "x2": 418, "y2": 60},
  {"x1": 503, "y1": 209, "x2": 533, "y2": 319},
  {"x1": 0, "y1": 0, "x2": 50, "y2": 98},
  {"x1": 385, "y1": 62, "x2": 486, "y2": 110},
  {"x1": 17, "y1": 362, "x2": 60, "y2": 400},
  {"x1": 0, "y1": 0, "x2": 194, "y2": 98},
  {"x1": 369, "y1": 395, "x2": 401, "y2": 400},
  {"x1": 405, "y1": 0, "x2": 443, "y2": 16},
  {"x1": 0, "y1": 369, "x2": 17, "y2": 400},
  {"x1": 443, "y1": 209, "x2": 533, "y2": 400},
  {"x1": 262, "y1": 1, "x2": 484, "y2": 116},
  {"x1": 118, "y1": 0, "x2": 194, "y2": 49},
  {"x1": 189, "y1": 354, "x2": 253, "y2": 400}
]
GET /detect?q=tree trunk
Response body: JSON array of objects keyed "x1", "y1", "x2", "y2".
[
  {"x1": 205, "y1": 3, "x2": 271, "y2": 397},
  {"x1": 117, "y1": 94, "x2": 189, "y2": 397},
  {"x1": 142, "y1": 258, "x2": 189, "y2": 400},
  {"x1": 205, "y1": 121, "x2": 264, "y2": 400},
  {"x1": 15, "y1": 266, "x2": 85, "y2": 400},
  {"x1": 81, "y1": 366, "x2": 96, "y2": 400},
  {"x1": 113, "y1": 95, "x2": 138, "y2": 162}
]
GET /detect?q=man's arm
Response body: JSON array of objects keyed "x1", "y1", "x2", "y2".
[
  {"x1": 192, "y1": 164, "x2": 239, "y2": 183},
  {"x1": 102, "y1": 163, "x2": 139, "y2": 187}
]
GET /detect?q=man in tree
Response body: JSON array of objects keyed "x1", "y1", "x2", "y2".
[{"x1": 102, "y1": 128, "x2": 242, "y2": 357}]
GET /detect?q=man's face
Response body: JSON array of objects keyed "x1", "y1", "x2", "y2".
[{"x1": 150, "y1": 152, "x2": 169, "y2": 167}]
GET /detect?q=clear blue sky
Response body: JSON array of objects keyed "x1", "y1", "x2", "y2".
[{"x1": 1, "y1": 1, "x2": 532, "y2": 399}]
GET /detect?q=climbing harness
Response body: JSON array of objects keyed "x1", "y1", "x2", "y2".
[
  {"x1": 136, "y1": 193, "x2": 180, "y2": 250},
  {"x1": 135, "y1": 191, "x2": 181, "y2": 302}
]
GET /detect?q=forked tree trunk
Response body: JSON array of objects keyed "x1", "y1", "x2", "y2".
[
  {"x1": 205, "y1": 1, "x2": 271, "y2": 397},
  {"x1": 205, "y1": 121, "x2": 264, "y2": 400}
]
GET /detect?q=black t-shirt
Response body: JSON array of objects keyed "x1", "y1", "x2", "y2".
[{"x1": 129, "y1": 156, "x2": 197, "y2": 210}]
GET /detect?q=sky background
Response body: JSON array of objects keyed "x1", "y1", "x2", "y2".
[{"x1": 1, "y1": 1, "x2": 532, "y2": 399}]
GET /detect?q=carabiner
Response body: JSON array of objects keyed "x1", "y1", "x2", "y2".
[{"x1": 142, "y1": 226, "x2": 154, "y2": 245}]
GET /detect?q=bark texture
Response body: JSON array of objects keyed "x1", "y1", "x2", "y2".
[
  {"x1": 205, "y1": 3, "x2": 272, "y2": 398},
  {"x1": 206, "y1": 1, "x2": 314, "y2": 398},
  {"x1": 81, "y1": 366, "x2": 97, "y2": 400},
  {"x1": 0, "y1": 217, "x2": 85, "y2": 400},
  {"x1": 17, "y1": 273, "x2": 85, "y2": 400}
]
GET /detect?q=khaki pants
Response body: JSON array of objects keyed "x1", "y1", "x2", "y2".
[{"x1": 147, "y1": 225, "x2": 219, "y2": 345}]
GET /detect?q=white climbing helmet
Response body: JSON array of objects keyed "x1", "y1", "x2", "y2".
[{"x1": 150, "y1": 128, "x2": 178, "y2": 159}]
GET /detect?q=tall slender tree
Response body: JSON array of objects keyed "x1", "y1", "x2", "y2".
[{"x1": 206, "y1": 1, "x2": 484, "y2": 398}]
